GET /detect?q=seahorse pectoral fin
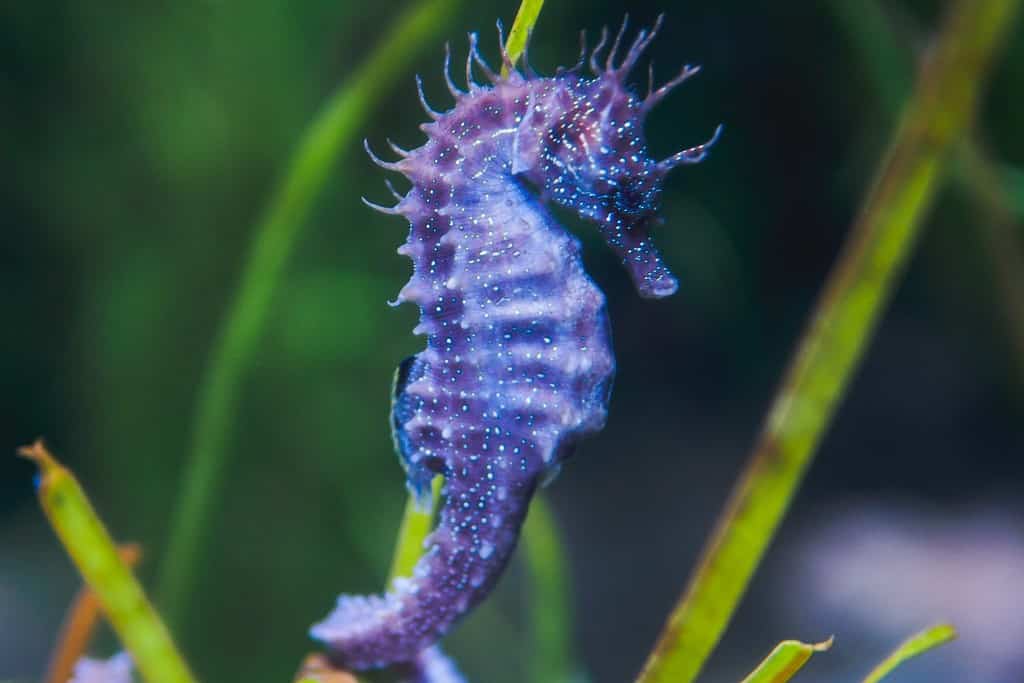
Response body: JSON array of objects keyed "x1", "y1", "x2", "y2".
[
  {"x1": 392, "y1": 356, "x2": 419, "y2": 402},
  {"x1": 391, "y1": 355, "x2": 439, "y2": 511},
  {"x1": 510, "y1": 86, "x2": 539, "y2": 177},
  {"x1": 391, "y1": 355, "x2": 423, "y2": 464},
  {"x1": 511, "y1": 150, "x2": 530, "y2": 176}
]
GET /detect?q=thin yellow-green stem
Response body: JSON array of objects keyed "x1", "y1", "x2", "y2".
[
  {"x1": 829, "y1": 0, "x2": 1024, "y2": 385},
  {"x1": 384, "y1": 488, "x2": 576, "y2": 683},
  {"x1": 290, "y1": 461, "x2": 438, "y2": 679},
  {"x1": 156, "y1": 0, "x2": 459, "y2": 627},
  {"x1": 861, "y1": 625, "x2": 957, "y2": 683},
  {"x1": 634, "y1": 2, "x2": 1021, "y2": 682},
  {"x1": 388, "y1": 477, "x2": 442, "y2": 582},
  {"x1": 291, "y1": 475, "x2": 440, "y2": 679},
  {"x1": 739, "y1": 638, "x2": 832, "y2": 683},
  {"x1": 44, "y1": 544, "x2": 142, "y2": 683},
  {"x1": 19, "y1": 441, "x2": 198, "y2": 683},
  {"x1": 503, "y1": 0, "x2": 544, "y2": 75},
  {"x1": 522, "y1": 497, "x2": 575, "y2": 683}
]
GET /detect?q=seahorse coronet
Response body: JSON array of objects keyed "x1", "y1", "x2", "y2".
[{"x1": 312, "y1": 15, "x2": 718, "y2": 671}]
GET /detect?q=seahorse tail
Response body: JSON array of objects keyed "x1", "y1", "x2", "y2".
[{"x1": 311, "y1": 473, "x2": 536, "y2": 669}]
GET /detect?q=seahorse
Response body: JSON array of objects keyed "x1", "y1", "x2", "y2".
[{"x1": 311, "y1": 15, "x2": 720, "y2": 670}]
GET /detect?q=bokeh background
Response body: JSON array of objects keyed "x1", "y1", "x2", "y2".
[{"x1": 2, "y1": 1, "x2": 1022, "y2": 682}]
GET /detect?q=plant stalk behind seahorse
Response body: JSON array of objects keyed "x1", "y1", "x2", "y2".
[{"x1": 311, "y1": 15, "x2": 719, "y2": 669}]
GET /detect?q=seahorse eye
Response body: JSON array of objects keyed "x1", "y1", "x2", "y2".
[
  {"x1": 613, "y1": 179, "x2": 658, "y2": 218},
  {"x1": 614, "y1": 187, "x2": 638, "y2": 214}
]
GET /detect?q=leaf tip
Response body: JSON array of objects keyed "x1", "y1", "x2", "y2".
[
  {"x1": 18, "y1": 438, "x2": 58, "y2": 474},
  {"x1": 814, "y1": 635, "x2": 835, "y2": 652}
]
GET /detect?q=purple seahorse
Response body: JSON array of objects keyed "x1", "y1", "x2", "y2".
[{"x1": 311, "y1": 16, "x2": 719, "y2": 670}]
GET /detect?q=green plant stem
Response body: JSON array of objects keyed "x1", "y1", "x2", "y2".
[
  {"x1": 829, "y1": 0, "x2": 1024, "y2": 385},
  {"x1": 45, "y1": 544, "x2": 142, "y2": 683},
  {"x1": 634, "y1": 2, "x2": 1021, "y2": 682},
  {"x1": 20, "y1": 442, "x2": 198, "y2": 683},
  {"x1": 156, "y1": 0, "x2": 458, "y2": 628},
  {"x1": 388, "y1": 477, "x2": 442, "y2": 583},
  {"x1": 503, "y1": 0, "x2": 544, "y2": 75},
  {"x1": 861, "y1": 625, "x2": 957, "y2": 683},
  {"x1": 522, "y1": 497, "x2": 575, "y2": 683},
  {"x1": 738, "y1": 638, "x2": 832, "y2": 683}
]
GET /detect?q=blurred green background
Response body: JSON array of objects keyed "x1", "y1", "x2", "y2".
[{"x1": 2, "y1": 1, "x2": 1022, "y2": 682}]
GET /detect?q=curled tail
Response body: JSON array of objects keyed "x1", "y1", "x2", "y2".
[{"x1": 311, "y1": 473, "x2": 537, "y2": 669}]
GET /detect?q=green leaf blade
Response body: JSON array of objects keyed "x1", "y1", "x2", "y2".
[
  {"x1": 20, "y1": 442, "x2": 198, "y2": 683},
  {"x1": 740, "y1": 638, "x2": 832, "y2": 683},
  {"x1": 388, "y1": 477, "x2": 442, "y2": 583},
  {"x1": 523, "y1": 497, "x2": 576, "y2": 683},
  {"x1": 503, "y1": 0, "x2": 545, "y2": 73},
  {"x1": 862, "y1": 625, "x2": 957, "y2": 683}
]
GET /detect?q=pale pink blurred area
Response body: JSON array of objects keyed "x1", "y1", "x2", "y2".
[{"x1": 780, "y1": 500, "x2": 1024, "y2": 681}]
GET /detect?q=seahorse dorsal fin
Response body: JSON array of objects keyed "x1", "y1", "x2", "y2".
[
  {"x1": 511, "y1": 133, "x2": 528, "y2": 175},
  {"x1": 510, "y1": 88, "x2": 537, "y2": 176}
]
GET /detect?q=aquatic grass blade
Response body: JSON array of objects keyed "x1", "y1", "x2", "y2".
[
  {"x1": 503, "y1": 0, "x2": 544, "y2": 75},
  {"x1": 739, "y1": 638, "x2": 832, "y2": 683},
  {"x1": 634, "y1": 1, "x2": 1021, "y2": 682},
  {"x1": 827, "y1": 0, "x2": 1024, "y2": 384},
  {"x1": 861, "y1": 625, "x2": 957, "y2": 683},
  {"x1": 389, "y1": 476, "x2": 442, "y2": 583},
  {"x1": 19, "y1": 441, "x2": 198, "y2": 683},
  {"x1": 45, "y1": 544, "x2": 142, "y2": 683},
  {"x1": 522, "y1": 497, "x2": 576, "y2": 683},
  {"x1": 156, "y1": 0, "x2": 460, "y2": 627}
]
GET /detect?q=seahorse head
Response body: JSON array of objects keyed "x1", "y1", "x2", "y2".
[{"x1": 517, "y1": 16, "x2": 721, "y2": 299}]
